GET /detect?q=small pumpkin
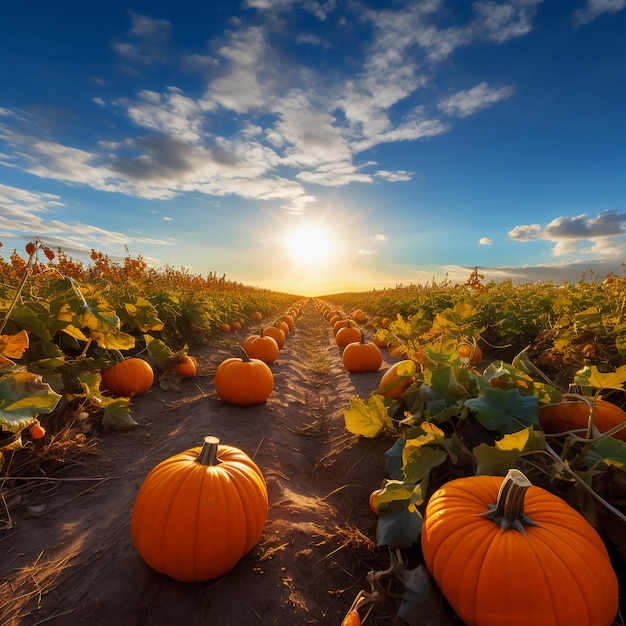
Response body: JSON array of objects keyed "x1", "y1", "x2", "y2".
[
  {"x1": 539, "y1": 395, "x2": 626, "y2": 441},
  {"x1": 101, "y1": 357, "x2": 154, "y2": 396},
  {"x1": 342, "y1": 334, "x2": 382, "y2": 373},
  {"x1": 231, "y1": 321, "x2": 242, "y2": 331},
  {"x1": 279, "y1": 314, "x2": 295, "y2": 331},
  {"x1": 352, "y1": 308, "x2": 368, "y2": 324},
  {"x1": 251, "y1": 311, "x2": 263, "y2": 321},
  {"x1": 175, "y1": 355, "x2": 197, "y2": 378},
  {"x1": 131, "y1": 436, "x2": 268, "y2": 582},
  {"x1": 214, "y1": 347, "x2": 274, "y2": 405},
  {"x1": 242, "y1": 334, "x2": 279, "y2": 365},
  {"x1": 377, "y1": 359, "x2": 417, "y2": 399},
  {"x1": 220, "y1": 323, "x2": 231, "y2": 333},
  {"x1": 335, "y1": 325, "x2": 361, "y2": 348},
  {"x1": 421, "y1": 469, "x2": 619, "y2": 626},
  {"x1": 262, "y1": 326, "x2": 286, "y2": 350}
]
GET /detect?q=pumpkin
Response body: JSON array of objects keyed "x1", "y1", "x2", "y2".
[
  {"x1": 214, "y1": 347, "x2": 274, "y2": 405},
  {"x1": 335, "y1": 325, "x2": 361, "y2": 348},
  {"x1": 279, "y1": 314, "x2": 295, "y2": 331},
  {"x1": 175, "y1": 355, "x2": 197, "y2": 378},
  {"x1": 369, "y1": 488, "x2": 382, "y2": 515},
  {"x1": 131, "y1": 436, "x2": 268, "y2": 582},
  {"x1": 276, "y1": 320, "x2": 290, "y2": 337},
  {"x1": 352, "y1": 308, "x2": 368, "y2": 324},
  {"x1": 101, "y1": 357, "x2": 154, "y2": 396},
  {"x1": 262, "y1": 326, "x2": 286, "y2": 350},
  {"x1": 333, "y1": 318, "x2": 353, "y2": 335},
  {"x1": 539, "y1": 395, "x2": 626, "y2": 441},
  {"x1": 421, "y1": 469, "x2": 619, "y2": 626},
  {"x1": 251, "y1": 311, "x2": 263, "y2": 321},
  {"x1": 242, "y1": 334, "x2": 279, "y2": 365},
  {"x1": 220, "y1": 323, "x2": 231, "y2": 333},
  {"x1": 458, "y1": 342, "x2": 482, "y2": 364},
  {"x1": 231, "y1": 321, "x2": 242, "y2": 331},
  {"x1": 342, "y1": 335, "x2": 382, "y2": 373},
  {"x1": 377, "y1": 359, "x2": 417, "y2": 399}
]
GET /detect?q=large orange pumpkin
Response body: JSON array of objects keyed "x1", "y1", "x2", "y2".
[
  {"x1": 131, "y1": 436, "x2": 268, "y2": 582},
  {"x1": 100, "y1": 357, "x2": 154, "y2": 396},
  {"x1": 342, "y1": 335, "x2": 382, "y2": 373},
  {"x1": 242, "y1": 334, "x2": 279, "y2": 365},
  {"x1": 421, "y1": 469, "x2": 619, "y2": 626},
  {"x1": 214, "y1": 348, "x2": 274, "y2": 405},
  {"x1": 539, "y1": 395, "x2": 626, "y2": 441}
]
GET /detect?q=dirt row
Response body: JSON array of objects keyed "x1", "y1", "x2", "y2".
[{"x1": 0, "y1": 300, "x2": 403, "y2": 626}]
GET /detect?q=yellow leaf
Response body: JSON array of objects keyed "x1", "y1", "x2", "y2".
[{"x1": 0, "y1": 330, "x2": 29, "y2": 359}]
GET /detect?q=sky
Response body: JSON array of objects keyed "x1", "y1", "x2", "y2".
[{"x1": 1, "y1": 0, "x2": 626, "y2": 296}]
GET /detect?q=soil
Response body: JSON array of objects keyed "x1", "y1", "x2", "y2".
[{"x1": 0, "y1": 300, "x2": 406, "y2": 626}]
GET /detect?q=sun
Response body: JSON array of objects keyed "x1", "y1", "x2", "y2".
[{"x1": 283, "y1": 224, "x2": 336, "y2": 265}]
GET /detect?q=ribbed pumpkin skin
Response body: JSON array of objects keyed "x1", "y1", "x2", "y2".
[
  {"x1": 100, "y1": 358, "x2": 154, "y2": 396},
  {"x1": 342, "y1": 341, "x2": 382, "y2": 373},
  {"x1": 335, "y1": 326, "x2": 361, "y2": 348},
  {"x1": 131, "y1": 440, "x2": 268, "y2": 582},
  {"x1": 421, "y1": 475, "x2": 619, "y2": 626},
  {"x1": 539, "y1": 398, "x2": 626, "y2": 441},
  {"x1": 262, "y1": 326, "x2": 286, "y2": 349},
  {"x1": 214, "y1": 356, "x2": 274, "y2": 405},
  {"x1": 242, "y1": 334, "x2": 279, "y2": 365}
]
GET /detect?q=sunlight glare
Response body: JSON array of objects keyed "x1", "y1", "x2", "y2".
[{"x1": 283, "y1": 225, "x2": 336, "y2": 265}]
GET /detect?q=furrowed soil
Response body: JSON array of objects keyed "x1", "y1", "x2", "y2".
[{"x1": 0, "y1": 300, "x2": 407, "y2": 626}]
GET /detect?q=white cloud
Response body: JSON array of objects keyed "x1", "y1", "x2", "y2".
[
  {"x1": 509, "y1": 210, "x2": 626, "y2": 256},
  {"x1": 574, "y1": 0, "x2": 626, "y2": 24},
  {"x1": 479, "y1": 237, "x2": 492, "y2": 245},
  {"x1": 438, "y1": 82, "x2": 515, "y2": 118},
  {"x1": 374, "y1": 233, "x2": 387, "y2": 241},
  {"x1": 93, "y1": 97, "x2": 105, "y2": 106},
  {"x1": 359, "y1": 248, "x2": 377, "y2": 255}
]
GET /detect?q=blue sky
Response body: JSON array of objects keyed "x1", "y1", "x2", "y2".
[{"x1": 1, "y1": 0, "x2": 625, "y2": 296}]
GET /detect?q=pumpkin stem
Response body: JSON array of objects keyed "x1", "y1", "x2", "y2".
[
  {"x1": 481, "y1": 469, "x2": 540, "y2": 537},
  {"x1": 196, "y1": 436, "x2": 221, "y2": 466},
  {"x1": 235, "y1": 345, "x2": 251, "y2": 362}
]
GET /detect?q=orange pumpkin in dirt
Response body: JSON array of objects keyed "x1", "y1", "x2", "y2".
[
  {"x1": 342, "y1": 335, "x2": 382, "y2": 373},
  {"x1": 101, "y1": 358, "x2": 154, "y2": 396},
  {"x1": 214, "y1": 348, "x2": 274, "y2": 406},
  {"x1": 242, "y1": 334, "x2": 279, "y2": 365},
  {"x1": 336, "y1": 325, "x2": 361, "y2": 348},
  {"x1": 131, "y1": 436, "x2": 268, "y2": 582},
  {"x1": 262, "y1": 326, "x2": 286, "y2": 350},
  {"x1": 175, "y1": 355, "x2": 197, "y2": 378}
]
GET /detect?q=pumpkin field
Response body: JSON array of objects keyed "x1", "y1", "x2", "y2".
[{"x1": 1, "y1": 244, "x2": 625, "y2": 625}]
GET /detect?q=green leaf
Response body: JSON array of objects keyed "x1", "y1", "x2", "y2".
[
  {"x1": 123, "y1": 297, "x2": 164, "y2": 332},
  {"x1": 587, "y1": 437, "x2": 626, "y2": 472},
  {"x1": 473, "y1": 427, "x2": 546, "y2": 475},
  {"x1": 376, "y1": 499, "x2": 423, "y2": 549},
  {"x1": 0, "y1": 372, "x2": 62, "y2": 432},
  {"x1": 343, "y1": 394, "x2": 392, "y2": 438},
  {"x1": 575, "y1": 365, "x2": 626, "y2": 391},
  {"x1": 102, "y1": 397, "x2": 137, "y2": 431},
  {"x1": 402, "y1": 423, "x2": 448, "y2": 483},
  {"x1": 464, "y1": 387, "x2": 539, "y2": 433},
  {"x1": 385, "y1": 438, "x2": 405, "y2": 480},
  {"x1": 90, "y1": 328, "x2": 136, "y2": 351},
  {"x1": 393, "y1": 562, "x2": 456, "y2": 626}
]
